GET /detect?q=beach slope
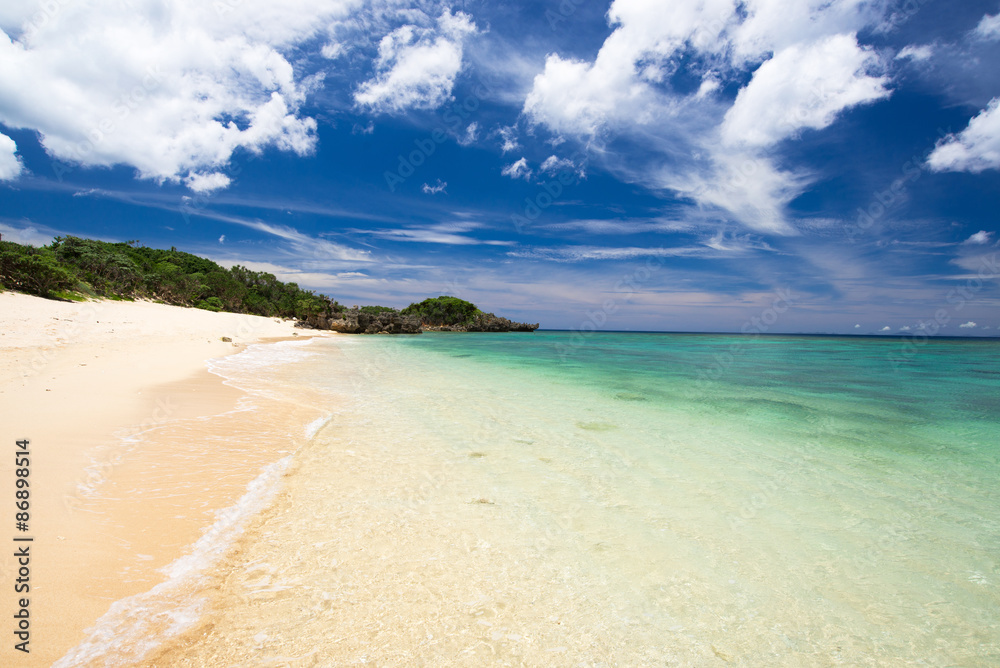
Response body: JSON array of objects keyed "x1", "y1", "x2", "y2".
[{"x1": 0, "y1": 292, "x2": 327, "y2": 666}]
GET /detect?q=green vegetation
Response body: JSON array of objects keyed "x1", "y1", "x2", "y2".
[
  {"x1": 401, "y1": 296, "x2": 482, "y2": 326},
  {"x1": 0, "y1": 237, "x2": 535, "y2": 331},
  {"x1": 358, "y1": 305, "x2": 398, "y2": 315},
  {"x1": 0, "y1": 236, "x2": 344, "y2": 320}
]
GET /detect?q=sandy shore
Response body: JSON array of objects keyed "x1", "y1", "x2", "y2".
[{"x1": 0, "y1": 292, "x2": 331, "y2": 666}]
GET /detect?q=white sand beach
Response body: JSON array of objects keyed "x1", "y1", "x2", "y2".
[{"x1": 0, "y1": 292, "x2": 331, "y2": 666}]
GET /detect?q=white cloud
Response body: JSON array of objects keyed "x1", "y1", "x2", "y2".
[
  {"x1": 721, "y1": 34, "x2": 890, "y2": 148},
  {"x1": 360, "y1": 220, "x2": 510, "y2": 246},
  {"x1": 974, "y1": 13, "x2": 1000, "y2": 40},
  {"x1": 354, "y1": 10, "x2": 477, "y2": 113},
  {"x1": 507, "y1": 245, "x2": 707, "y2": 262},
  {"x1": 664, "y1": 152, "x2": 806, "y2": 235},
  {"x1": 522, "y1": 52, "x2": 659, "y2": 136},
  {"x1": 458, "y1": 122, "x2": 479, "y2": 146},
  {"x1": 0, "y1": 221, "x2": 54, "y2": 246},
  {"x1": 0, "y1": 132, "x2": 22, "y2": 180},
  {"x1": 521, "y1": 0, "x2": 896, "y2": 235},
  {"x1": 927, "y1": 98, "x2": 1000, "y2": 173},
  {"x1": 900, "y1": 325, "x2": 911, "y2": 331},
  {"x1": 854, "y1": 324, "x2": 861, "y2": 328},
  {"x1": 497, "y1": 125, "x2": 520, "y2": 153},
  {"x1": 695, "y1": 77, "x2": 721, "y2": 99},
  {"x1": 218, "y1": 235, "x2": 226, "y2": 244},
  {"x1": 964, "y1": 230, "x2": 993, "y2": 245},
  {"x1": 540, "y1": 155, "x2": 577, "y2": 174},
  {"x1": 881, "y1": 326, "x2": 891, "y2": 331},
  {"x1": 896, "y1": 44, "x2": 933, "y2": 62},
  {"x1": 229, "y1": 219, "x2": 372, "y2": 263},
  {"x1": 421, "y1": 179, "x2": 447, "y2": 194},
  {"x1": 501, "y1": 157, "x2": 531, "y2": 180},
  {"x1": 185, "y1": 171, "x2": 232, "y2": 193},
  {"x1": 959, "y1": 321, "x2": 977, "y2": 329},
  {"x1": 0, "y1": 0, "x2": 357, "y2": 190},
  {"x1": 321, "y1": 41, "x2": 345, "y2": 59}
]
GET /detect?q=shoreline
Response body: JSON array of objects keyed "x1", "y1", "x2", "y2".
[{"x1": 0, "y1": 292, "x2": 332, "y2": 666}]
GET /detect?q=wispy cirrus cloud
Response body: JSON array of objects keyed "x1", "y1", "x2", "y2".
[{"x1": 354, "y1": 220, "x2": 513, "y2": 246}]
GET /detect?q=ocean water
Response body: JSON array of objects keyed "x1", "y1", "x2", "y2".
[{"x1": 62, "y1": 333, "x2": 1000, "y2": 666}]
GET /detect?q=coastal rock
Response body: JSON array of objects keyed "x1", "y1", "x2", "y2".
[
  {"x1": 424, "y1": 313, "x2": 539, "y2": 332},
  {"x1": 304, "y1": 309, "x2": 421, "y2": 334},
  {"x1": 299, "y1": 309, "x2": 537, "y2": 334}
]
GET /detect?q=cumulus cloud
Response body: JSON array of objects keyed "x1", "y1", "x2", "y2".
[
  {"x1": 0, "y1": 132, "x2": 22, "y2": 180},
  {"x1": 501, "y1": 157, "x2": 531, "y2": 180},
  {"x1": 959, "y1": 321, "x2": 977, "y2": 329},
  {"x1": 354, "y1": 10, "x2": 477, "y2": 113},
  {"x1": 927, "y1": 98, "x2": 1000, "y2": 173},
  {"x1": 896, "y1": 44, "x2": 933, "y2": 61},
  {"x1": 521, "y1": 0, "x2": 897, "y2": 235},
  {"x1": 964, "y1": 230, "x2": 993, "y2": 245},
  {"x1": 881, "y1": 326, "x2": 891, "y2": 331},
  {"x1": 185, "y1": 172, "x2": 232, "y2": 193},
  {"x1": 0, "y1": 0, "x2": 356, "y2": 190},
  {"x1": 721, "y1": 34, "x2": 890, "y2": 148}
]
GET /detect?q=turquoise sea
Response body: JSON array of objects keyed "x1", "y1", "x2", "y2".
[{"x1": 61, "y1": 332, "x2": 1000, "y2": 666}]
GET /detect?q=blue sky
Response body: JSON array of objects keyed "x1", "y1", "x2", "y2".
[{"x1": 1, "y1": 0, "x2": 999, "y2": 334}]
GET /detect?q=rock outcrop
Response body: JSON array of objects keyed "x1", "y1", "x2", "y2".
[
  {"x1": 301, "y1": 309, "x2": 422, "y2": 334},
  {"x1": 299, "y1": 309, "x2": 538, "y2": 334},
  {"x1": 423, "y1": 313, "x2": 539, "y2": 332}
]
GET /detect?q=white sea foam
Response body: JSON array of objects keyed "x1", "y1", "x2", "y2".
[
  {"x1": 205, "y1": 338, "x2": 317, "y2": 378},
  {"x1": 304, "y1": 414, "x2": 332, "y2": 439},
  {"x1": 53, "y1": 456, "x2": 292, "y2": 667}
]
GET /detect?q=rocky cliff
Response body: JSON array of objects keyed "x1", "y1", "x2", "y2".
[
  {"x1": 300, "y1": 309, "x2": 538, "y2": 334},
  {"x1": 423, "y1": 313, "x2": 539, "y2": 332},
  {"x1": 302, "y1": 308, "x2": 422, "y2": 334}
]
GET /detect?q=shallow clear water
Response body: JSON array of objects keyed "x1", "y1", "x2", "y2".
[{"x1": 64, "y1": 332, "x2": 1000, "y2": 666}]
